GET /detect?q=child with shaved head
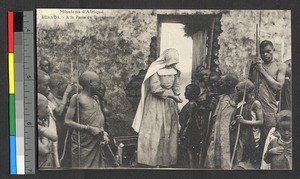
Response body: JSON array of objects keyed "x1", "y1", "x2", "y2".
[
  {"x1": 64, "y1": 71, "x2": 109, "y2": 168},
  {"x1": 233, "y1": 80, "x2": 264, "y2": 169}
]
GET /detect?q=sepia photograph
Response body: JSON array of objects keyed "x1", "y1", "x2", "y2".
[{"x1": 36, "y1": 9, "x2": 292, "y2": 170}]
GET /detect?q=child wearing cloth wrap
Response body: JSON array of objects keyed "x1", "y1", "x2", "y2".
[{"x1": 64, "y1": 71, "x2": 109, "y2": 168}]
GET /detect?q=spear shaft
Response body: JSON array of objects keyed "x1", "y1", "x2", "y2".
[
  {"x1": 76, "y1": 45, "x2": 81, "y2": 167},
  {"x1": 60, "y1": 57, "x2": 73, "y2": 162},
  {"x1": 230, "y1": 81, "x2": 247, "y2": 169},
  {"x1": 230, "y1": 11, "x2": 262, "y2": 169}
]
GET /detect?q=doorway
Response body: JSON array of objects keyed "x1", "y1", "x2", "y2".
[
  {"x1": 158, "y1": 15, "x2": 216, "y2": 109},
  {"x1": 160, "y1": 23, "x2": 193, "y2": 109}
]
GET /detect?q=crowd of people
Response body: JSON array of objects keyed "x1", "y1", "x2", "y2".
[
  {"x1": 38, "y1": 66, "x2": 112, "y2": 168},
  {"x1": 37, "y1": 40, "x2": 292, "y2": 170},
  {"x1": 133, "y1": 40, "x2": 292, "y2": 170}
]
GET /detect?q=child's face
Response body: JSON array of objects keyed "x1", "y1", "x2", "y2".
[
  {"x1": 184, "y1": 86, "x2": 193, "y2": 100},
  {"x1": 198, "y1": 70, "x2": 210, "y2": 83},
  {"x1": 217, "y1": 76, "x2": 226, "y2": 92},
  {"x1": 38, "y1": 100, "x2": 50, "y2": 121},
  {"x1": 38, "y1": 76, "x2": 50, "y2": 97},
  {"x1": 278, "y1": 121, "x2": 292, "y2": 141},
  {"x1": 235, "y1": 84, "x2": 244, "y2": 100}
]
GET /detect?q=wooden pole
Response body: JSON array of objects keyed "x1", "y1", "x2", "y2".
[
  {"x1": 76, "y1": 45, "x2": 81, "y2": 167},
  {"x1": 230, "y1": 81, "x2": 247, "y2": 169},
  {"x1": 60, "y1": 57, "x2": 73, "y2": 163},
  {"x1": 198, "y1": 111, "x2": 212, "y2": 167},
  {"x1": 206, "y1": 17, "x2": 215, "y2": 70}
]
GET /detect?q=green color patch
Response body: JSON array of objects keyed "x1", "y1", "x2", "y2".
[{"x1": 9, "y1": 94, "x2": 15, "y2": 135}]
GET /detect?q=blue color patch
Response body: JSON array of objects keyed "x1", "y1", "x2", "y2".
[{"x1": 10, "y1": 135, "x2": 17, "y2": 174}]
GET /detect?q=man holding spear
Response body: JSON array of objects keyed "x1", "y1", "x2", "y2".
[{"x1": 249, "y1": 40, "x2": 286, "y2": 141}]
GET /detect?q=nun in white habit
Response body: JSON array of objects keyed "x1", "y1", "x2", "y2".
[{"x1": 132, "y1": 48, "x2": 182, "y2": 167}]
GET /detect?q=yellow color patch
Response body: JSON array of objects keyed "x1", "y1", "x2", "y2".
[{"x1": 9, "y1": 53, "x2": 15, "y2": 94}]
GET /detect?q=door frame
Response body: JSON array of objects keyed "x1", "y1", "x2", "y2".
[{"x1": 156, "y1": 14, "x2": 215, "y2": 57}]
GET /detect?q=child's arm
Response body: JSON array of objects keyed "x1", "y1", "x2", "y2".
[
  {"x1": 64, "y1": 94, "x2": 86, "y2": 130},
  {"x1": 53, "y1": 84, "x2": 73, "y2": 116},
  {"x1": 38, "y1": 136, "x2": 50, "y2": 155},
  {"x1": 38, "y1": 124, "x2": 57, "y2": 142},
  {"x1": 52, "y1": 141, "x2": 60, "y2": 168},
  {"x1": 236, "y1": 100, "x2": 263, "y2": 126},
  {"x1": 264, "y1": 139, "x2": 284, "y2": 164}
]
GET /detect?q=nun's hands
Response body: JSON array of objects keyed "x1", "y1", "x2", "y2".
[{"x1": 173, "y1": 96, "x2": 183, "y2": 103}]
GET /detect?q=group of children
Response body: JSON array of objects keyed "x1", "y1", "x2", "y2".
[
  {"x1": 178, "y1": 70, "x2": 292, "y2": 170},
  {"x1": 37, "y1": 69, "x2": 112, "y2": 168}
]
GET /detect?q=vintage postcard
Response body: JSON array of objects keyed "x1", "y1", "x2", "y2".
[{"x1": 36, "y1": 9, "x2": 291, "y2": 170}]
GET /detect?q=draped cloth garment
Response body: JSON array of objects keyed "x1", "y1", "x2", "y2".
[
  {"x1": 132, "y1": 48, "x2": 181, "y2": 166},
  {"x1": 204, "y1": 94, "x2": 236, "y2": 169},
  {"x1": 71, "y1": 97, "x2": 105, "y2": 168}
]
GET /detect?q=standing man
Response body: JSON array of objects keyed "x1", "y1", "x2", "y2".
[{"x1": 250, "y1": 40, "x2": 286, "y2": 140}]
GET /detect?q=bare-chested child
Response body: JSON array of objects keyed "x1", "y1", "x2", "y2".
[
  {"x1": 64, "y1": 71, "x2": 109, "y2": 168},
  {"x1": 48, "y1": 73, "x2": 75, "y2": 117},
  {"x1": 38, "y1": 93, "x2": 59, "y2": 168},
  {"x1": 233, "y1": 80, "x2": 264, "y2": 169},
  {"x1": 47, "y1": 73, "x2": 76, "y2": 167},
  {"x1": 38, "y1": 70, "x2": 60, "y2": 168},
  {"x1": 178, "y1": 84, "x2": 201, "y2": 168},
  {"x1": 264, "y1": 110, "x2": 292, "y2": 169}
]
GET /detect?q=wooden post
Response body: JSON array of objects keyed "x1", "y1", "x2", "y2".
[
  {"x1": 118, "y1": 143, "x2": 124, "y2": 165},
  {"x1": 206, "y1": 17, "x2": 215, "y2": 70}
]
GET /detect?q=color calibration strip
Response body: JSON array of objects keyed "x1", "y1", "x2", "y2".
[
  {"x1": 8, "y1": 11, "x2": 36, "y2": 175},
  {"x1": 8, "y1": 11, "x2": 17, "y2": 175}
]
